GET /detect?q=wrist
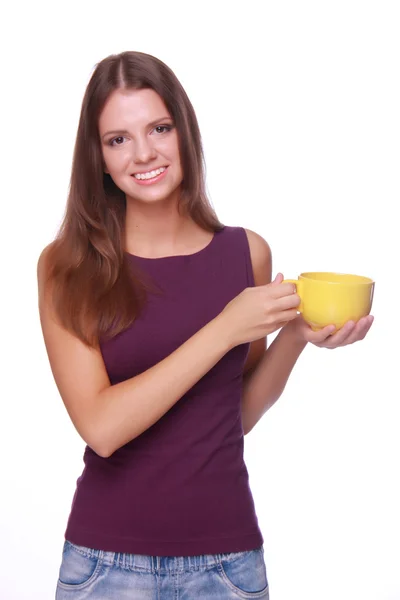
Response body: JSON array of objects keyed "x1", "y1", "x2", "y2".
[
  {"x1": 211, "y1": 314, "x2": 235, "y2": 353},
  {"x1": 281, "y1": 318, "x2": 308, "y2": 349}
]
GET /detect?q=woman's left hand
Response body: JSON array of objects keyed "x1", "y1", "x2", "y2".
[{"x1": 287, "y1": 314, "x2": 374, "y2": 349}]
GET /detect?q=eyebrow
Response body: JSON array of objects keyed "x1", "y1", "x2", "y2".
[{"x1": 102, "y1": 117, "x2": 173, "y2": 139}]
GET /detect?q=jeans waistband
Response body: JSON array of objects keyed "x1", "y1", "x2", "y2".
[{"x1": 67, "y1": 541, "x2": 254, "y2": 574}]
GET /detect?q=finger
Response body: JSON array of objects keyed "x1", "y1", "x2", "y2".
[
  {"x1": 305, "y1": 324, "x2": 336, "y2": 344},
  {"x1": 319, "y1": 321, "x2": 356, "y2": 348},
  {"x1": 337, "y1": 315, "x2": 374, "y2": 346},
  {"x1": 269, "y1": 282, "x2": 297, "y2": 298},
  {"x1": 273, "y1": 293, "x2": 301, "y2": 311},
  {"x1": 270, "y1": 273, "x2": 284, "y2": 286},
  {"x1": 275, "y1": 308, "x2": 299, "y2": 323},
  {"x1": 359, "y1": 315, "x2": 374, "y2": 336},
  {"x1": 364, "y1": 314, "x2": 375, "y2": 334}
]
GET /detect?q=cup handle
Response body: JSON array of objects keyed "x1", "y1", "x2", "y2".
[{"x1": 282, "y1": 279, "x2": 303, "y2": 313}]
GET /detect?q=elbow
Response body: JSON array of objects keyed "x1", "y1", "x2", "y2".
[
  {"x1": 82, "y1": 409, "x2": 119, "y2": 458},
  {"x1": 242, "y1": 415, "x2": 255, "y2": 436},
  {"x1": 87, "y1": 430, "x2": 139, "y2": 459},
  {"x1": 84, "y1": 427, "x2": 114, "y2": 459},
  {"x1": 243, "y1": 423, "x2": 254, "y2": 436},
  {"x1": 83, "y1": 409, "x2": 143, "y2": 458},
  {"x1": 86, "y1": 436, "x2": 112, "y2": 459},
  {"x1": 94, "y1": 445, "x2": 113, "y2": 459},
  {"x1": 91, "y1": 432, "x2": 119, "y2": 458}
]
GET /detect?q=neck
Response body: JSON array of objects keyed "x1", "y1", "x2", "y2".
[{"x1": 124, "y1": 197, "x2": 195, "y2": 257}]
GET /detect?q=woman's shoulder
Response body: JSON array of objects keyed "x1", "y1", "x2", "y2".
[
  {"x1": 243, "y1": 227, "x2": 272, "y2": 286},
  {"x1": 37, "y1": 241, "x2": 56, "y2": 284},
  {"x1": 243, "y1": 227, "x2": 271, "y2": 251}
]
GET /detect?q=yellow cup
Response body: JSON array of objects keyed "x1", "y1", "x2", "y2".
[{"x1": 283, "y1": 272, "x2": 375, "y2": 331}]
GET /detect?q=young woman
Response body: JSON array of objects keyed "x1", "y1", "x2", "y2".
[{"x1": 38, "y1": 51, "x2": 373, "y2": 599}]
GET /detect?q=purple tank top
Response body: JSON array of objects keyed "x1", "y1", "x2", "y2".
[{"x1": 64, "y1": 225, "x2": 263, "y2": 556}]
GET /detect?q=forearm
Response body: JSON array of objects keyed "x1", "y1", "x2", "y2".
[
  {"x1": 241, "y1": 324, "x2": 307, "y2": 434},
  {"x1": 94, "y1": 316, "x2": 231, "y2": 457}
]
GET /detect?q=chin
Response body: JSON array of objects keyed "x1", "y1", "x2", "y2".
[{"x1": 125, "y1": 191, "x2": 177, "y2": 205}]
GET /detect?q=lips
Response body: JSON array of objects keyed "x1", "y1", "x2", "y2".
[
  {"x1": 131, "y1": 166, "x2": 168, "y2": 186},
  {"x1": 132, "y1": 166, "x2": 167, "y2": 178}
]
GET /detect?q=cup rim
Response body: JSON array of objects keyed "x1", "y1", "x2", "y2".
[{"x1": 299, "y1": 272, "x2": 374, "y2": 284}]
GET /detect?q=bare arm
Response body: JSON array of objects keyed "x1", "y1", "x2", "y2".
[
  {"x1": 94, "y1": 320, "x2": 230, "y2": 456},
  {"x1": 39, "y1": 238, "x2": 298, "y2": 457},
  {"x1": 38, "y1": 248, "x2": 231, "y2": 458},
  {"x1": 241, "y1": 229, "x2": 307, "y2": 434},
  {"x1": 242, "y1": 324, "x2": 307, "y2": 434}
]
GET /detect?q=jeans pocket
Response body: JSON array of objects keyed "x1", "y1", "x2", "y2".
[
  {"x1": 217, "y1": 547, "x2": 269, "y2": 599},
  {"x1": 57, "y1": 541, "x2": 104, "y2": 590}
]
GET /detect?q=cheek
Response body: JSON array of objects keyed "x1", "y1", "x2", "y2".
[
  {"x1": 168, "y1": 143, "x2": 183, "y2": 171},
  {"x1": 103, "y1": 149, "x2": 131, "y2": 173},
  {"x1": 157, "y1": 133, "x2": 180, "y2": 159}
]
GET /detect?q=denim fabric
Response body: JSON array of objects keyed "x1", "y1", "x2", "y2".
[{"x1": 55, "y1": 540, "x2": 269, "y2": 599}]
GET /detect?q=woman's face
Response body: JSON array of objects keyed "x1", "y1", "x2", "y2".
[{"x1": 99, "y1": 88, "x2": 183, "y2": 206}]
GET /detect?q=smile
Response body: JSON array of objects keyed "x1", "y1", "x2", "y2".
[
  {"x1": 133, "y1": 167, "x2": 166, "y2": 180},
  {"x1": 131, "y1": 166, "x2": 168, "y2": 187}
]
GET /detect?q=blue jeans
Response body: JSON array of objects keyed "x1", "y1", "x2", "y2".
[{"x1": 55, "y1": 540, "x2": 269, "y2": 599}]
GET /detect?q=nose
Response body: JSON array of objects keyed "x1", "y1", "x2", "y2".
[{"x1": 133, "y1": 135, "x2": 157, "y2": 164}]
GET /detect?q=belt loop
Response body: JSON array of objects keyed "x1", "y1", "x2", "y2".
[{"x1": 102, "y1": 550, "x2": 115, "y2": 568}]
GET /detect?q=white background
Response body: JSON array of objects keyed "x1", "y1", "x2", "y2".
[{"x1": 1, "y1": 1, "x2": 399, "y2": 599}]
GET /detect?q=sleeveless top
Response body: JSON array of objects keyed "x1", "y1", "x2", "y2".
[{"x1": 64, "y1": 225, "x2": 264, "y2": 556}]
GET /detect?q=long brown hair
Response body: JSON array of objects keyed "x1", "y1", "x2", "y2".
[{"x1": 45, "y1": 51, "x2": 224, "y2": 347}]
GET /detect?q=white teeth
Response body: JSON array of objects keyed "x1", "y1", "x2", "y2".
[{"x1": 134, "y1": 167, "x2": 166, "y2": 180}]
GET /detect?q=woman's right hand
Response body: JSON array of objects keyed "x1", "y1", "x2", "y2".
[{"x1": 216, "y1": 273, "x2": 301, "y2": 348}]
